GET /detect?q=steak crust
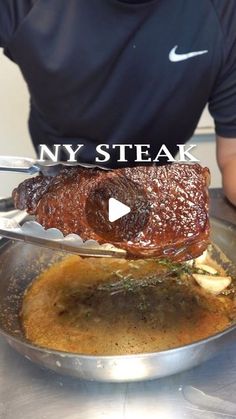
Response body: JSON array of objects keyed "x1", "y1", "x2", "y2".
[{"x1": 13, "y1": 164, "x2": 210, "y2": 261}]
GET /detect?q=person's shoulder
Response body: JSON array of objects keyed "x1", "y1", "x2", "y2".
[
  {"x1": 0, "y1": 0, "x2": 37, "y2": 17},
  {"x1": 209, "y1": 0, "x2": 236, "y2": 15},
  {"x1": 0, "y1": 0, "x2": 37, "y2": 48},
  {"x1": 209, "y1": 0, "x2": 236, "y2": 38}
]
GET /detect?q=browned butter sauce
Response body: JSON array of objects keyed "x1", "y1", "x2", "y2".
[{"x1": 21, "y1": 256, "x2": 236, "y2": 355}]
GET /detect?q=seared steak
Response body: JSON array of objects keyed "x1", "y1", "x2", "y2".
[{"x1": 13, "y1": 164, "x2": 210, "y2": 260}]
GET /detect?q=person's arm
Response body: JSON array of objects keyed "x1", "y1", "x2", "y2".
[
  {"x1": 207, "y1": 4, "x2": 236, "y2": 206},
  {"x1": 216, "y1": 136, "x2": 236, "y2": 206}
]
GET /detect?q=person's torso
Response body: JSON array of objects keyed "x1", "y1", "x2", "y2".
[{"x1": 6, "y1": 0, "x2": 223, "y2": 165}]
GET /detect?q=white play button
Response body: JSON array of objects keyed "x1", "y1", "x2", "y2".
[{"x1": 108, "y1": 198, "x2": 131, "y2": 223}]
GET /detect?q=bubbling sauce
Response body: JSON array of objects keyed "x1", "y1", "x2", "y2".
[{"x1": 21, "y1": 256, "x2": 236, "y2": 355}]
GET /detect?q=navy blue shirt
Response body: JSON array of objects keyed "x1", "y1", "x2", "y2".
[{"x1": 1, "y1": 0, "x2": 236, "y2": 166}]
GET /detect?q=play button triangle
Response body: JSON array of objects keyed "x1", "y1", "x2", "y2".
[{"x1": 108, "y1": 198, "x2": 131, "y2": 223}]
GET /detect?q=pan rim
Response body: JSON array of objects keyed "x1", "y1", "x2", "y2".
[{"x1": 0, "y1": 320, "x2": 235, "y2": 360}]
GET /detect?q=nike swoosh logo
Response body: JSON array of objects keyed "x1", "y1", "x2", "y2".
[{"x1": 169, "y1": 45, "x2": 208, "y2": 62}]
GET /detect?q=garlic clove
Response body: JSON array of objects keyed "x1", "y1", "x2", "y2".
[
  {"x1": 193, "y1": 274, "x2": 231, "y2": 295},
  {"x1": 195, "y1": 250, "x2": 208, "y2": 264},
  {"x1": 195, "y1": 264, "x2": 218, "y2": 275}
]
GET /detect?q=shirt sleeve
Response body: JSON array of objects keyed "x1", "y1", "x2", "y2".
[
  {"x1": 0, "y1": 0, "x2": 34, "y2": 49},
  {"x1": 208, "y1": 0, "x2": 236, "y2": 138}
]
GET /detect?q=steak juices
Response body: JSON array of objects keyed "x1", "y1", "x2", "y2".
[{"x1": 13, "y1": 163, "x2": 210, "y2": 261}]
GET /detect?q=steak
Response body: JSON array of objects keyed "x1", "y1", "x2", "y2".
[{"x1": 13, "y1": 164, "x2": 210, "y2": 261}]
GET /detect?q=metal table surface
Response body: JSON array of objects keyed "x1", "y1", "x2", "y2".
[{"x1": 0, "y1": 189, "x2": 236, "y2": 419}]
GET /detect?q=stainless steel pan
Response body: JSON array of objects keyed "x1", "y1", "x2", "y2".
[{"x1": 0, "y1": 217, "x2": 235, "y2": 383}]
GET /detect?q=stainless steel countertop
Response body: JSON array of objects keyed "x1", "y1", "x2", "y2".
[{"x1": 0, "y1": 189, "x2": 236, "y2": 419}]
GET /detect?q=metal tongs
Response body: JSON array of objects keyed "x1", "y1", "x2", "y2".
[
  {"x1": 0, "y1": 217, "x2": 127, "y2": 258},
  {"x1": 0, "y1": 156, "x2": 125, "y2": 258},
  {"x1": 0, "y1": 155, "x2": 109, "y2": 176}
]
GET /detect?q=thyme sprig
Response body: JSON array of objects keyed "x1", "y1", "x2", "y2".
[
  {"x1": 96, "y1": 258, "x2": 219, "y2": 296},
  {"x1": 97, "y1": 268, "x2": 182, "y2": 295}
]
